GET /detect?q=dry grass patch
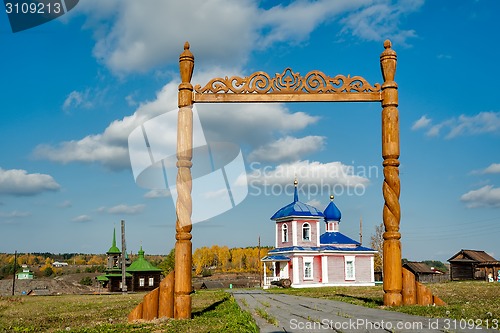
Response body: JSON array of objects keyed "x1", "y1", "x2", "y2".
[{"x1": 0, "y1": 290, "x2": 258, "y2": 333}]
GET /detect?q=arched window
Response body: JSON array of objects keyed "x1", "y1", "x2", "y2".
[
  {"x1": 282, "y1": 224, "x2": 288, "y2": 243},
  {"x1": 302, "y1": 223, "x2": 310, "y2": 241}
]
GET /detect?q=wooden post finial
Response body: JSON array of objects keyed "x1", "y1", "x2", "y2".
[
  {"x1": 380, "y1": 39, "x2": 397, "y2": 84},
  {"x1": 179, "y1": 41, "x2": 194, "y2": 108}
]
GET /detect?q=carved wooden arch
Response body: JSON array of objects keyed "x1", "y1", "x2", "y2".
[{"x1": 174, "y1": 40, "x2": 401, "y2": 318}]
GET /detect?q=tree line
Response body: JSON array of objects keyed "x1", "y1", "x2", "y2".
[
  {"x1": 192, "y1": 245, "x2": 272, "y2": 275},
  {"x1": 0, "y1": 246, "x2": 273, "y2": 280}
]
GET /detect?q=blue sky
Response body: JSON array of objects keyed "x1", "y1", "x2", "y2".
[{"x1": 1, "y1": 0, "x2": 499, "y2": 262}]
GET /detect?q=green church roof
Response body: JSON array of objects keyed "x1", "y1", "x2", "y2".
[
  {"x1": 107, "y1": 228, "x2": 121, "y2": 254},
  {"x1": 127, "y1": 246, "x2": 162, "y2": 272}
]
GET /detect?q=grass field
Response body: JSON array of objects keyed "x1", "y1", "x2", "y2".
[
  {"x1": 2, "y1": 281, "x2": 499, "y2": 332},
  {"x1": 269, "y1": 280, "x2": 500, "y2": 323},
  {"x1": 0, "y1": 290, "x2": 258, "y2": 333}
]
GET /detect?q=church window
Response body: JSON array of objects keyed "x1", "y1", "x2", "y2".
[
  {"x1": 282, "y1": 224, "x2": 288, "y2": 243},
  {"x1": 304, "y1": 258, "x2": 313, "y2": 279},
  {"x1": 302, "y1": 223, "x2": 310, "y2": 241},
  {"x1": 345, "y1": 256, "x2": 355, "y2": 280}
]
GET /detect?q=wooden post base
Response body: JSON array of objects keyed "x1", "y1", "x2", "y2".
[
  {"x1": 384, "y1": 292, "x2": 403, "y2": 306},
  {"x1": 401, "y1": 267, "x2": 446, "y2": 306},
  {"x1": 128, "y1": 271, "x2": 176, "y2": 322}
]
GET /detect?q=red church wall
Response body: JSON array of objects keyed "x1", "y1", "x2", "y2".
[
  {"x1": 314, "y1": 256, "x2": 322, "y2": 282},
  {"x1": 355, "y1": 255, "x2": 373, "y2": 282},
  {"x1": 277, "y1": 221, "x2": 292, "y2": 248},
  {"x1": 328, "y1": 256, "x2": 345, "y2": 282},
  {"x1": 295, "y1": 220, "x2": 319, "y2": 247}
]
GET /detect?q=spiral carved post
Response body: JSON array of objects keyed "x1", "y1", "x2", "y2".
[
  {"x1": 175, "y1": 42, "x2": 194, "y2": 319},
  {"x1": 380, "y1": 40, "x2": 402, "y2": 306}
]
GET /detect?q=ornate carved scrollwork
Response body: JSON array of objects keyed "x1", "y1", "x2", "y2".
[{"x1": 194, "y1": 68, "x2": 381, "y2": 95}]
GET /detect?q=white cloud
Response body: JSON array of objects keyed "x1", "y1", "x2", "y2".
[
  {"x1": 305, "y1": 199, "x2": 322, "y2": 209},
  {"x1": 446, "y1": 112, "x2": 500, "y2": 138},
  {"x1": 144, "y1": 189, "x2": 171, "y2": 199},
  {"x1": 62, "y1": 88, "x2": 105, "y2": 113},
  {"x1": 246, "y1": 160, "x2": 371, "y2": 201},
  {"x1": 72, "y1": 215, "x2": 92, "y2": 223},
  {"x1": 198, "y1": 103, "x2": 319, "y2": 148},
  {"x1": 0, "y1": 210, "x2": 31, "y2": 218},
  {"x1": 411, "y1": 115, "x2": 431, "y2": 130},
  {"x1": 483, "y1": 163, "x2": 500, "y2": 174},
  {"x1": 35, "y1": 70, "x2": 319, "y2": 170},
  {"x1": 248, "y1": 136, "x2": 325, "y2": 162},
  {"x1": 471, "y1": 163, "x2": 500, "y2": 175},
  {"x1": 248, "y1": 160, "x2": 370, "y2": 188},
  {"x1": 461, "y1": 185, "x2": 500, "y2": 208},
  {"x1": 77, "y1": 0, "x2": 258, "y2": 74},
  {"x1": 0, "y1": 168, "x2": 60, "y2": 196},
  {"x1": 34, "y1": 80, "x2": 180, "y2": 170},
  {"x1": 34, "y1": 134, "x2": 130, "y2": 170},
  {"x1": 74, "y1": 0, "x2": 421, "y2": 74},
  {"x1": 412, "y1": 112, "x2": 500, "y2": 138},
  {"x1": 339, "y1": 0, "x2": 423, "y2": 46},
  {"x1": 98, "y1": 204, "x2": 145, "y2": 215},
  {"x1": 58, "y1": 200, "x2": 72, "y2": 208},
  {"x1": 63, "y1": 91, "x2": 85, "y2": 110},
  {"x1": 425, "y1": 124, "x2": 444, "y2": 137},
  {"x1": 257, "y1": 1, "x2": 362, "y2": 47}
]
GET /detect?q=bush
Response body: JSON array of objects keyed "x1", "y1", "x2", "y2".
[
  {"x1": 201, "y1": 269, "x2": 212, "y2": 277},
  {"x1": 80, "y1": 276, "x2": 93, "y2": 286},
  {"x1": 43, "y1": 267, "x2": 53, "y2": 277}
]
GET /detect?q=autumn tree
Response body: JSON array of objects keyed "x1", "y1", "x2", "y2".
[
  {"x1": 215, "y1": 246, "x2": 230, "y2": 272},
  {"x1": 158, "y1": 248, "x2": 175, "y2": 276},
  {"x1": 370, "y1": 222, "x2": 384, "y2": 273},
  {"x1": 193, "y1": 246, "x2": 214, "y2": 275},
  {"x1": 88, "y1": 255, "x2": 106, "y2": 266}
]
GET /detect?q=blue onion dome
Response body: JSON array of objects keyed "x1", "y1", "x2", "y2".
[
  {"x1": 323, "y1": 195, "x2": 341, "y2": 221},
  {"x1": 270, "y1": 179, "x2": 324, "y2": 220}
]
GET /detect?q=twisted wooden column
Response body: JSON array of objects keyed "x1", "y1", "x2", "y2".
[
  {"x1": 380, "y1": 40, "x2": 402, "y2": 306},
  {"x1": 175, "y1": 42, "x2": 194, "y2": 319}
]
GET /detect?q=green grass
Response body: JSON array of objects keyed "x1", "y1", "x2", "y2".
[
  {"x1": 255, "y1": 307, "x2": 278, "y2": 326},
  {"x1": 269, "y1": 281, "x2": 500, "y2": 322},
  {"x1": 0, "y1": 290, "x2": 258, "y2": 333}
]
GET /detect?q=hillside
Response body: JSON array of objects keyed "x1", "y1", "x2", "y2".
[{"x1": 0, "y1": 273, "x2": 99, "y2": 296}]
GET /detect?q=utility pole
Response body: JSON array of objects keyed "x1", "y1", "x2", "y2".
[
  {"x1": 121, "y1": 220, "x2": 127, "y2": 294},
  {"x1": 12, "y1": 250, "x2": 17, "y2": 296},
  {"x1": 258, "y1": 236, "x2": 261, "y2": 288},
  {"x1": 359, "y1": 216, "x2": 363, "y2": 245}
]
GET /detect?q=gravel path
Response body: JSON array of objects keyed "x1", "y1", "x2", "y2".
[{"x1": 231, "y1": 289, "x2": 497, "y2": 333}]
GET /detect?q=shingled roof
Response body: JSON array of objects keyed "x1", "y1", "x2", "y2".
[
  {"x1": 403, "y1": 262, "x2": 436, "y2": 274},
  {"x1": 448, "y1": 249, "x2": 499, "y2": 263}
]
